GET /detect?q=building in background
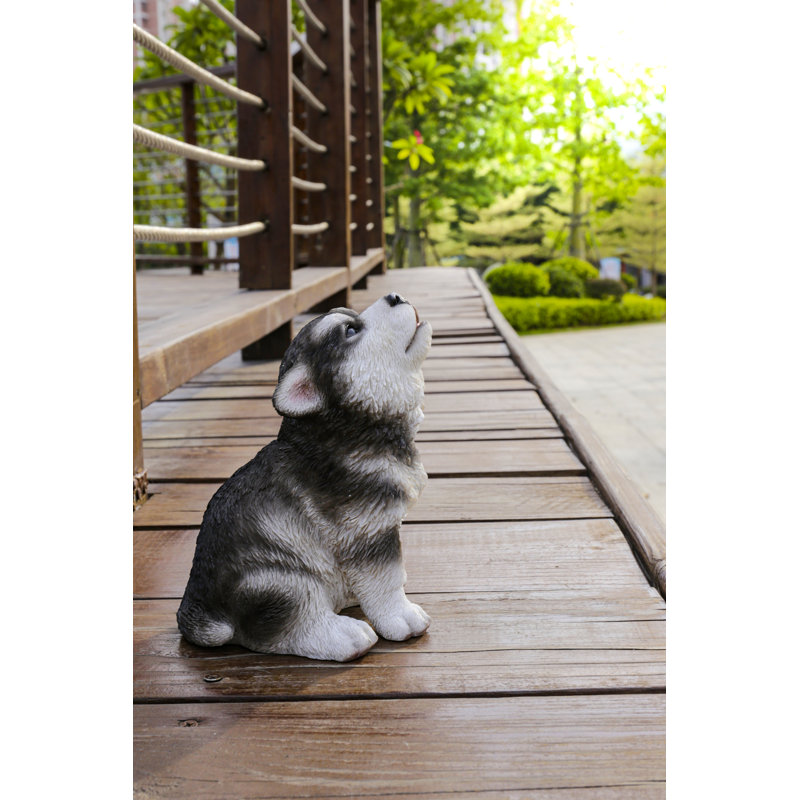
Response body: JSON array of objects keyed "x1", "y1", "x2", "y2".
[{"x1": 133, "y1": 0, "x2": 197, "y2": 70}]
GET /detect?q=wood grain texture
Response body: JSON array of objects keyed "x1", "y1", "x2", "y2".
[
  {"x1": 133, "y1": 265, "x2": 665, "y2": 796},
  {"x1": 468, "y1": 269, "x2": 667, "y2": 598},
  {"x1": 134, "y1": 476, "x2": 611, "y2": 528},
  {"x1": 134, "y1": 519, "x2": 655, "y2": 599},
  {"x1": 133, "y1": 695, "x2": 665, "y2": 798},
  {"x1": 142, "y1": 437, "x2": 584, "y2": 481}
]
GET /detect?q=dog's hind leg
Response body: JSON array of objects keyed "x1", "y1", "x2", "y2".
[
  {"x1": 233, "y1": 571, "x2": 378, "y2": 661},
  {"x1": 177, "y1": 599, "x2": 235, "y2": 647}
]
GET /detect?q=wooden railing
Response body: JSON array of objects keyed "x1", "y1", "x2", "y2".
[{"x1": 133, "y1": 0, "x2": 386, "y2": 502}]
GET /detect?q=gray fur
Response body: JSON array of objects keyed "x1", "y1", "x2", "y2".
[{"x1": 177, "y1": 293, "x2": 432, "y2": 661}]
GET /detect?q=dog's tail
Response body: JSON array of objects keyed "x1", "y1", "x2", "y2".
[{"x1": 177, "y1": 599, "x2": 234, "y2": 647}]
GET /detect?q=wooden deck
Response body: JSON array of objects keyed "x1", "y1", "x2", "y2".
[{"x1": 133, "y1": 266, "x2": 666, "y2": 797}]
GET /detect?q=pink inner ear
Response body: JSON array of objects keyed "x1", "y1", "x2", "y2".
[{"x1": 292, "y1": 380, "x2": 314, "y2": 402}]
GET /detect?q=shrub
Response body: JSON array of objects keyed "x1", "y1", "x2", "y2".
[
  {"x1": 538, "y1": 256, "x2": 599, "y2": 282},
  {"x1": 655, "y1": 285, "x2": 666, "y2": 300},
  {"x1": 621, "y1": 273, "x2": 637, "y2": 291},
  {"x1": 543, "y1": 266, "x2": 585, "y2": 298},
  {"x1": 586, "y1": 278, "x2": 626, "y2": 302},
  {"x1": 484, "y1": 260, "x2": 550, "y2": 298},
  {"x1": 494, "y1": 295, "x2": 666, "y2": 333}
]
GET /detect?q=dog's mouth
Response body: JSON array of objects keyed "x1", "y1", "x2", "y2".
[{"x1": 405, "y1": 305, "x2": 424, "y2": 351}]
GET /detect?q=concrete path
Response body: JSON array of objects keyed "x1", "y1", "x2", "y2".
[{"x1": 521, "y1": 322, "x2": 665, "y2": 524}]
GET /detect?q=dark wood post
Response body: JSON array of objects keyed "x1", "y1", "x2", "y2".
[
  {"x1": 305, "y1": 0, "x2": 352, "y2": 307},
  {"x1": 237, "y1": 0, "x2": 294, "y2": 358},
  {"x1": 349, "y1": 0, "x2": 369, "y2": 258},
  {"x1": 133, "y1": 256, "x2": 147, "y2": 508},
  {"x1": 181, "y1": 81, "x2": 205, "y2": 275},
  {"x1": 366, "y1": 0, "x2": 386, "y2": 271}
]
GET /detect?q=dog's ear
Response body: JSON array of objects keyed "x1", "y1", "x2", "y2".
[{"x1": 273, "y1": 362, "x2": 324, "y2": 417}]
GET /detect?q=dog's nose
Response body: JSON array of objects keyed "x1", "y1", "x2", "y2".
[{"x1": 385, "y1": 293, "x2": 406, "y2": 307}]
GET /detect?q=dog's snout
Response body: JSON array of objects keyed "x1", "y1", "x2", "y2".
[{"x1": 385, "y1": 293, "x2": 406, "y2": 308}]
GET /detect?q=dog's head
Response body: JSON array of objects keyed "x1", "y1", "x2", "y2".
[{"x1": 273, "y1": 293, "x2": 432, "y2": 420}]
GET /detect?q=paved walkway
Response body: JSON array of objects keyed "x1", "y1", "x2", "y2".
[{"x1": 522, "y1": 322, "x2": 665, "y2": 524}]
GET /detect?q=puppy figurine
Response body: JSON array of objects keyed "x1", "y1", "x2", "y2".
[{"x1": 177, "y1": 293, "x2": 432, "y2": 661}]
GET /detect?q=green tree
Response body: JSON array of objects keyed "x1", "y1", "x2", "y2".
[
  {"x1": 595, "y1": 156, "x2": 666, "y2": 276},
  {"x1": 381, "y1": 0, "x2": 571, "y2": 268},
  {"x1": 517, "y1": 46, "x2": 666, "y2": 260}
]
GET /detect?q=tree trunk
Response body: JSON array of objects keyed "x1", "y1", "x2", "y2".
[
  {"x1": 407, "y1": 193, "x2": 424, "y2": 267},
  {"x1": 568, "y1": 62, "x2": 586, "y2": 260}
]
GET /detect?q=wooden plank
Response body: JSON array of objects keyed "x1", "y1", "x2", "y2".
[
  {"x1": 134, "y1": 592, "x2": 664, "y2": 701},
  {"x1": 182, "y1": 357, "x2": 525, "y2": 384},
  {"x1": 142, "y1": 390, "x2": 545, "y2": 423},
  {"x1": 142, "y1": 407, "x2": 560, "y2": 440},
  {"x1": 138, "y1": 267, "x2": 349, "y2": 407},
  {"x1": 133, "y1": 695, "x2": 665, "y2": 798},
  {"x1": 134, "y1": 519, "x2": 657, "y2": 599},
  {"x1": 142, "y1": 437, "x2": 584, "y2": 481},
  {"x1": 141, "y1": 427, "x2": 564, "y2": 448},
  {"x1": 469, "y1": 270, "x2": 667, "y2": 597},
  {"x1": 133, "y1": 476, "x2": 611, "y2": 528},
  {"x1": 161, "y1": 377, "x2": 531, "y2": 400}
]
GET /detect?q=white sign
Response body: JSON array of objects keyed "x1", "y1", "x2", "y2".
[{"x1": 599, "y1": 257, "x2": 621, "y2": 280}]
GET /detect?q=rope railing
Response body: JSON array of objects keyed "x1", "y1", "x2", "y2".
[
  {"x1": 134, "y1": 221, "x2": 266, "y2": 243},
  {"x1": 291, "y1": 125, "x2": 327, "y2": 154},
  {"x1": 133, "y1": 24, "x2": 264, "y2": 108},
  {"x1": 291, "y1": 176, "x2": 327, "y2": 192},
  {"x1": 292, "y1": 222, "x2": 330, "y2": 235},
  {"x1": 291, "y1": 26, "x2": 327, "y2": 73},
  {"x1": 296, "y1": 0, "x2": 327, "y2": 34},
  {"x1": 291, "y1": 74, "x2": 327, "y2": 113},
  {"x1": 134, "y1": 124, "x2": 265, "y2": 171},
  {"x1": 198, "y1": 0, "x2": 264, "y2": 47},
  {"x1": 134, "y1": 0, "x2": 385, "y2": 277}
]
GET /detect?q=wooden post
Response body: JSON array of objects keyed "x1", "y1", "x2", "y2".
[
  {"x1": 349, "y1": 0, "x2": 369, "y2": 258},
  {"x1": 133, "y1": 256, "x2": 147, "y2": 508},
  {"x1": 305, "y1": 0, "x2": 352, "y2": 304},
  {"x1": 237, "y1": 0, "x2": 294, "y2": 358},
  {"x1": 181, "y1": 81, "x2": 205, "y2": 275},
  {"x1": 366, "y1": 0, "x2": 386, "y2": 271}
]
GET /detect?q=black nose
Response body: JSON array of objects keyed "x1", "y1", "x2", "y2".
[{"x1": 385, "y1": 293, "x2": 406, "y2": 307}]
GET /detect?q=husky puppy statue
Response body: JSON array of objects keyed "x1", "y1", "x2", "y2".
[{"x1": 177, "y1": 293, "x2": 432, "y2": 662}]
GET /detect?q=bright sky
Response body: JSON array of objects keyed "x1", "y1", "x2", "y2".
[{"x1": 558, "y1": 0, "x2": 667, "y2": 77}]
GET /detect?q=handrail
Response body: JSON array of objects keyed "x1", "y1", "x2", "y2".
[
  {"x1": 198, "y1": 0, "x2": 264, "y2": 47},
  {"x1": 134, "y1": 0, "x2": 388, "y2": 499},
  {"x1": 133, "y1": 24, "x2": 263, "y2": 107}
]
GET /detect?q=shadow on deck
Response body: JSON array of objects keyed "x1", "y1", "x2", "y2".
[{"x1": 133, "y1": 266, "x2": 666, "y2": 797}]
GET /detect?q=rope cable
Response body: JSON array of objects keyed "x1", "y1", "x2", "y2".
[
  {"x1": 134, "y1": 124, "x2": 266, "y2": 171},
  {"x1": 134, "y1": 221, "x2": 266, "y2": 243},
  {"x1": 291, "y1": 125, "x2": 327, "y2": 153},
  {"x1": 291, "y1": 26, "x2": 327, "y2": 72},
  {"x1": 133, "y1": 24, "x2": 264, "y2": 107},
  {"x1": 291, "y1": 176, "x2": 327, "y2": 192},
  {"x1": 292, "y1": 74, "x2": 327, "y2": 113},
  {"x1": 198, "y1": 0, "x2": 264, "y2": 46},
  {"x1": 292, "y1": 222, "x2": 330, "y2": 235},
  {"x1": 296, "y1": 0, "x2": 327, "y2": 33}
]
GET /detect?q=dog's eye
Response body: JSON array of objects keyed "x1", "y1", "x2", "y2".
[{"x1": 345, "y1": 323, "x2": 360, "y2": 339}]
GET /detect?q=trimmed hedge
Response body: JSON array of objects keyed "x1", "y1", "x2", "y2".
[
  {"x1": 543, "y1": 265, "x2": 585, "y2": 298},
  {"x1": 538, "y1": 256, "x2": 599, "y2": 282},
  {"x1": 586, "y1": 278, "x2": 626, "y2": 301},
  {"x1": 494, "y1": 294, "x2": 666, "y2": 333},
  {"x1": 484, "y1": 261, "x2": 550, "y2": 297}
]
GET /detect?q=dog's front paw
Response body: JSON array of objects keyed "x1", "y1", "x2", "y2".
[
  {"x1": 373, "y1": 601, "x2": 430, "y2": 642},
  {"x1": 322, "y1": 616, "x2": 379, "y2": 662}
]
